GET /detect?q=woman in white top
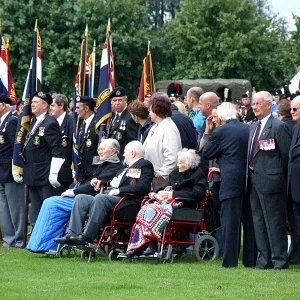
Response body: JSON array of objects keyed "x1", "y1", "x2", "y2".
[{"x1": 143, "y1": 96, "x2": 182, "y2": 191}]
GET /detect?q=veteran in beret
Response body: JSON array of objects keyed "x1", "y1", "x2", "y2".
[
  {"x1": 19, "y1": 91, "x2": 65, "y2": 227},
  {"x1": 0, "y1": 94, "x2": 26, "y2": 248},
  {"x1": 75, "y1": 96, "x2": 99, "y2": 181},
  {"x1": 107, "y1": 86, "x2": 139, "y2": 157}
]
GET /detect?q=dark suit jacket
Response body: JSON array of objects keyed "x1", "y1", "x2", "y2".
[
  {"x1": 108, "y1": 108, "x2": 139, "y2": 156},
  {"x1": 169, "y1": 166, "x2": 207, "y2": 201},
  {"x1": 247, "y1": 115, "x2": 291, "y2": 194},
  {"x1": 281, "y1": 116, "x2": 296, "y2": 135},
  {"x1": 171, "y1": 105, "x2": 197, "y2": 149},
  {"x1": 203, "y1": 119, "x2": 249, "y2": 201},
  {"x1": 23, "y1": 114, "x2": 65, "y2": 186},
  {"x1": 78, "y1": 115, "x2": 99, "y2": 180},
  {"x1": 288, "y1": 123, "x2": 300, "y2": 203},
  {"x1": 0, "y1": 112, "x2": 18, "y2": 183},
  {"x1": 114, "y1": 158, "x2": 154, "y2": 196},
  {"x1": 58, "y1": 113, "x2": 73, "y2": 184},
  {"x1": 74, "y1": 159, "x2": 122, "y2": 196}
]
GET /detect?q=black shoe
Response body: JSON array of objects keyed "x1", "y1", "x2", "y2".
[
  {"x1": 54, "y1": 233, "x2": 73, "y2": 244},
  {"x1": 125, "y1": 249, "x2": 143, "y2": 258},
  {"x1": 67, "y1": 235, "x2": 93, "y2": 246}
]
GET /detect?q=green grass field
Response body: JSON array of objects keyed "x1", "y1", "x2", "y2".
[{"x1": 1, "y1": 247, "x2": 300, "y2": 300}]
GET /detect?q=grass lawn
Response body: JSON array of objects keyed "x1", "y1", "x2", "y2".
[{"x1": 0, "y1": 247, "x2": 300, "y2": 300}]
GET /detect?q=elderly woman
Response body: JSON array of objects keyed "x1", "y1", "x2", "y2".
[
  {"x1": 202, "y1": 102, "x2": 249, "y2": 268},
  {"x1": 143, "y1": 96, "x2": 182, "y2": 192},
  {"x1": 127, "y1": 100, "x2": 153, "y2": 143},
  {"x1": 27, "y1": 138, "x2": 122, "y2": 253},
  {"x1": 124, "y1": 149, "x2": 207, "y2": 257}
]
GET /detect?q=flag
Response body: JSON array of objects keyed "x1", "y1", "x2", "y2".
[
  {"x1": 0, "y1": 33, "x2": 17, "y2": 104},
  {"x1": 138, "y1": 41, "x2": 155, "y2": 101},
  {"x1": 72, "y1": 25, "x2": 90, "y2": 181},
  {"x1": 12, "y1": 20, "x2": 42, "y2": 175},
  {"x1": 95, "y1": 19, "x2": 114, "y2": 143},
  {"x1": 88, "y1": 40, "x2": 96, "y2": 97}
]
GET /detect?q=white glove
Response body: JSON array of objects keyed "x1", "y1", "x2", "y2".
[
  {"x1": 48, "y1": 157, "x2": 65, "y2": 188},
  {"x1": 108, "y1": 189, "x2": 120, "y2": 196},
  {"x1": 12, "y1": 171, "x2": 23, "y2": 184}
]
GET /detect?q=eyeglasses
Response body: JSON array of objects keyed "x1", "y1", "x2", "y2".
[{"x1": 290, "y1": 107, "x2": 300, "y2": 113}]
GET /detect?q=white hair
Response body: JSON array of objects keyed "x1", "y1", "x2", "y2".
[
  {"x1": 100, "y1": 138, "x2": 120, "y2": 153},
  {"x1": 126, "y1": 140, "x2": 145, "y2": 157},
  {"x1": 216, "y1": 102, "x2": 237, "y2": 121},
  {"x1": 253, "y1": 91, "x2": 273, "y2": 104},
  {"x1": 178, "y1": 148, "x2": 200, "y2": 169}
]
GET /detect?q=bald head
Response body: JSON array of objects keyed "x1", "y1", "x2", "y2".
[
  {"x1": 291, "y1": 96, "x2": 300, "y2": 122},
  {"x1": 186, "y1": 87, "x2": 204, "y2": 109},
  {"x1": 198, "y1": 92, "x2": 219, "y2": 117}
]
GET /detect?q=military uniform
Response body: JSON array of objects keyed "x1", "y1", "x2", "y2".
[
  {"x1": 0, "y1": 95, "x2": 26, "y2": 247},
  {"x1": 241, "y1": 105, "x2": 256, "y2": 123}
]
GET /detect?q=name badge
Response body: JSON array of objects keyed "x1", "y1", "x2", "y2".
[
  {"x1": 126, "y1": 168, "x2": 141, "y2": 178},
  {"x1": 259, "y1": 139, "x2": 275, "y2": 151}
]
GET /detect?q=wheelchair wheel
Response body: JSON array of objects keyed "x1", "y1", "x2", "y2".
[
  {"x1": 108, "y1": 249, "x2": 123, "y2": 261},
  {"x1": 194, "y1": 235, "x2": 219, "y2": 262},
  {"x1": 81, "y1": 250, "x2": 96, "y2": 262},
  {"x1": 58, "y1": 245, "x2": 77, "y2": 258}
]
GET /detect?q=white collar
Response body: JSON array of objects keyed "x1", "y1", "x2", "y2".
[
  {"x1": 56, "y1": 111, "x2": 66, "y2": 126},
  {"x1": 0, "y1": 111, "x2": 11, "y2": 125}
]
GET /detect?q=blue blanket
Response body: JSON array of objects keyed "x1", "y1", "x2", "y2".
[{"x1": 27, "y1": 196, "x2": 75, "y2": 253}]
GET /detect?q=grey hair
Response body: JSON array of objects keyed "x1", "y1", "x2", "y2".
[
  {"x1": 178, "y1": 148, "x2": 200, "y2": 169},
  {"x1": 53, "y1": 94, "x2": 69, "y2": 111},
  {"x1": 99, "y1": 138, "x2": 120, "y2": 153},
  {"x1": 126, "y1": 140, "x2": 145, "y2": 157},
  {"x1": 217, "y1": 102, "x2": 237, "y2": 121},
  {"x1": 150, "y1": 92, "x2": 170, "y2": 102},
  {"x1": 253, "y1": 91, "x2": 273, "y2": 104}
]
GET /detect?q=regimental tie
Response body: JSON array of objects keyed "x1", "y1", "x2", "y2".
[{"x1": 249, "y1": 121, "x2": 261, "y2": 169}]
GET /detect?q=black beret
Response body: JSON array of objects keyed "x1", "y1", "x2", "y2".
[
  {"x1": 167, "y1": 82, "x2": 182, "y2": 97},
  {"x1": 76, "y1": 96, "x2": 96, "y2": 109},
  {"x1": 109, "y1": 86, "x2": 127, "y2": 98},
  {"x1": 272, "y1": 89, "x2": 282, "y2": 96},
  {"x1": 241, "y1": 93, "x2": 249, "y2": 98},
  {"x1": 32, "y1": 91, "x2": 53, "y2": 106},
  {"x1": 0, "y1": 94, "x2": 12, "y2": 105}
]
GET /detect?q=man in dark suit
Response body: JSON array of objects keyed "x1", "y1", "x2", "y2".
[
  {"x1": 0, "y1": 94, "x2": 25, "y2": 248},
  {"x1": 203, "y1": 102, "x2": 249, "y2": 268},
  {"x1": 107, "y1": 86, "x2": 138, "y2": 157},
  {"x1": 21, "y1": 92, "x2": 65, "y2": 226},
  {"x1": 75, "y1": 96, "x2": 99, "y2": 181},
  {"x1": 288, "y1": 95, "x2": 300, "y2": 264},
  {"x1": 248, "y1": 91, "x2": 291, "y2": 269},
  {"x1": 60, "y1": 141, "x2": 154, "y2": 246},
  {"x1": 50, "y1": 94, "x2": 73, "y2": 194}
]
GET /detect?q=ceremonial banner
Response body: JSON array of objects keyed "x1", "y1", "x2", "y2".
[
  {"x1": 138, "y1": 41, "x2": 155, "y2": 101},
  {"x1": 13, "y1": 21, "x2": 42, "y2": 175},
  {"x1": 88, "y1": 40, "x2": 96, "y2": 98},
  {"x1": 95, "y1": 19, "x2": 114, "y2": 143}
]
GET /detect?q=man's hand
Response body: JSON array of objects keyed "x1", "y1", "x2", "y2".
[
  {"x1": 155, "y1": 172, "x2": 164, "y2": 181},
  {"x1": 12, "y1": 172, "x2": 23, "y2": 184},
  {"x1": 108, "y1": 189, "x2": 120, "y2": 196},
  {"x1": 61, "y1": 189, "x2": 75, "y2": 197}
]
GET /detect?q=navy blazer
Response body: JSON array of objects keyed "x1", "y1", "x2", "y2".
[
  {"x1": 113, "y1": 158, "x2": 154, "y2": 196},
  {"x1": 0, "y1": 112, "x2": 18, "y2": 183},
  {"x1": 247, "y1": 116, "x2": 291, "y2": 194},
  {"x1": 58, "y1": 113, "x2": 73, "y2": 184},
  {"x1": 23, "y1": 114, "x2": 65, "y2": 186},
  {"x1": 288, "y1": 123, "x2": 300, "y2": 203},
  {"x1": 203, "y1": 119, "x2": 249, "y2": 201}
]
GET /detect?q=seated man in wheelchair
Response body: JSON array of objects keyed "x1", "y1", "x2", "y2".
[
  {"x1": 27, "y1": 138, "x2": 122, "y2": 253},
  {"x1": 124, "y1": 148, "x2": 207, "y2": 257},
  {"x1": 56, "y1": 141, "x2": 154, "y2": 246}
]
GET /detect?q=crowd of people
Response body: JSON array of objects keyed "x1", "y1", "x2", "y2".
[{"x1": 1, "y1": 81, "x2": 300, "y2": 270}]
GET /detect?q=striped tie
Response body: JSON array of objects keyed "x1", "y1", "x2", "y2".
[{"x1": 249, "y1": 121, "x2": 261, "y2": 169}]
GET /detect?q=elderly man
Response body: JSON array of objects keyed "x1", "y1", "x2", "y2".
[
  {"x1": 203, "y1": 102, "x2": 249, "y2": 268},
  {"x1": 58, "y1": 141, "x2": 154, "y2": 246},
  {"x1": 75, "y1": 96, "x2": 98, "y2": 181},
  {"x1": 186, "y1": 87, "x2": 205, "y2": 141},
  {"x1": 20, "y1": 92, "x2": 65, "y2": 226},
  {"x1": 107, "y1": 86, "x2": 138, "y2": 157},
  {"x1": 50, "y1": 94, "x2": 73, "y2": 193},
  {"x1": 288, "y1": 96, "x2": 300, "y2": 264},
  {"x1": 248, "y1": 91, "x2": 291, "y2": 269},
  {"x1": 0, "y1": 94, "x2": 25, "y2": 248}
]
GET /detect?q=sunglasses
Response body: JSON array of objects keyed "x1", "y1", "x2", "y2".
[{"x1": 290, "y1": 107, "x2": 300, "y2": 113}]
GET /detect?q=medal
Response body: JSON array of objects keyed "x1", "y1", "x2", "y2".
[
  {"x1": 126, "y1": 168, "x2": 141, "y2": 178},
  {"x1": 86, "y1": 139, "x2": 92, "y2": 147},
  {"x1": 116, "y1": 132, "x2": 122, "y2": 140},
  {"x1": 33, "y1": 136, "x2": 40, "y2": 145},
  {"x1": 38, "y1": 127, "x2": 45, "y2": 136},
  {"x1": 130, "y1": 179, "x2": 137, "y2": 185},
  {"x1": 62, "y1": 136, "x2": 68, "y2": 147},
  {"x1": 0, "y1": 135, "x2": 4, "y2": 144}
]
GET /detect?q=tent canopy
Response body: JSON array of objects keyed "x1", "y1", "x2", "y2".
[
  {"x1": 155, "y1": 79, "x2": 252, "y2": 100},
  {"x1": 290, "y1": 71, "x2": 300, "y2": 93}
]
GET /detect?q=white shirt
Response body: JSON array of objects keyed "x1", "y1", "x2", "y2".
[
  {"x1": 32, "y1": 112, "x2": 47, "y2": 132},
  {"x1": 0, "y1": 111, "x2": 10, "y2": 126},
  {"x1": 258, "y1": 114, "x2": 271, "y2": 138},
  {"x1": 56, "y1": 111, "x2": 66, "y2": 127},
  {"x1": 83, "y1": 113, "x2": 95, "y2": 134}
]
